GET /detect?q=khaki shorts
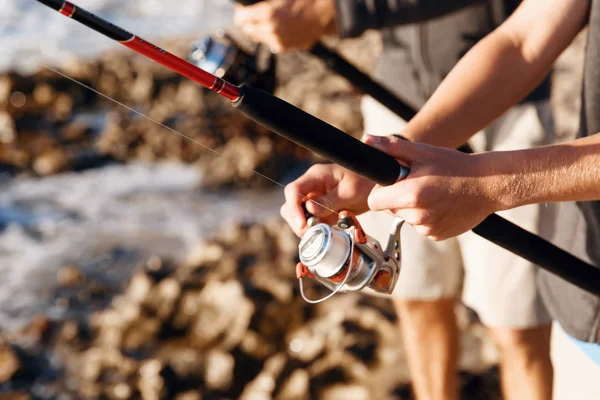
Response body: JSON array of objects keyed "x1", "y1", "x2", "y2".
[
  {"x1": 551, "y1": 322, "x2": 600, "y2": 400},
  {"x1": 359, "y1": 96, "x2": 554, "y2": 328}
]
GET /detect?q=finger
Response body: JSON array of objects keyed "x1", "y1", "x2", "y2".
[
  {"x1": 367, "y1": 184, "x2": 415, "y2": 212},
  {"x1": 363, "y1": 134, "x2": 423, "y2": 164},
  {"x1": 234, "y1": 2, "x2": 275, "y2": 25},
  {"x1": 283, "y1": 169, "x2": 332, "y2": 230},
  {"x1": 305, "y1": 195, "x2": 337, "y2": 219},
  {"x1": 238, "y1": 23, "x2": 277, "y2": 46},
  {"x1": 280, "y1": 203, "x2": 306, "y2": 237}
]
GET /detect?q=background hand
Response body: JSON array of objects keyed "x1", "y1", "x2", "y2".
[{"x1": 234, "y1": 0, "x2": 336, "y2": 52}]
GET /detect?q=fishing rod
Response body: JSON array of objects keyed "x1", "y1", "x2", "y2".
[
  {"x1": 235, "y1": 0, "x2": 417, "y2": 122},
  {"x1": 36, "y1": 0, "x2": 600, "y2": 297}
]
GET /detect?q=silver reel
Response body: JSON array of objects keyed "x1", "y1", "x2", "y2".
[{"x1": 296, "y1": 211, "x2": 404, "y2": 304}]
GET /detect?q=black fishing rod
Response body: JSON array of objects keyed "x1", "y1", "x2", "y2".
[
  {"x1": 235, "y1": 0, "x2": 417, "y2": 122},
  {"x1": 36, "y1": 0, "x2": 600, "y2": 296}
]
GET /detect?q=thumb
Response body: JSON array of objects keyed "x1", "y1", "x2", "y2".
[{"x1": 364, "y1": 134, "x2": 422, "y2": 165}]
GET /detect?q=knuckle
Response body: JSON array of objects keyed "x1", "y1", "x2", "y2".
[
  {"x1": 415, "y1": 225, "x2": 433, "y2": 237},
  {"x1": 411, "y1": 210, "x2": 430, "y2": 226}
]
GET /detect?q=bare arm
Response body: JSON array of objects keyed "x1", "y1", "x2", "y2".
[
  {"x1": 401, "y1": 0, "x2": 590, "y2": 148},
  {"x1": 488, "y1": 134, "x2": 600, "y2": 210}
]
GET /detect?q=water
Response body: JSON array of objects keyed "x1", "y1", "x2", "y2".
[
  {"x1": 0, "y1": 0, "x2": 234, "y2": 73},
  {"x1": 0, "y1": 1, "x2": 290, "y2": 330},
  {"x1": 0, "y1": 163, "x2": 285, "y2": 329}
]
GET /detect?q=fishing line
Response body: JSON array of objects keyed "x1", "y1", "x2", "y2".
[{"x1": 43, "y1": 64, "x2": 338, "y2": 216}]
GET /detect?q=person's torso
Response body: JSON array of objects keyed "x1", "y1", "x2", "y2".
[
  {"x1": 539, "y1": 0, "x2": 600, "y2": 345},
  {"x1": 374, "y1": 0, "x2": 549, "y2": 109}
]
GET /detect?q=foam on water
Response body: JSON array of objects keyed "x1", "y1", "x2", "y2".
[{"x1": 0, "y1": 163, "x2": 284, "y2": 329}]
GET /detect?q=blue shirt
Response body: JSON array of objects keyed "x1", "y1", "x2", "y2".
[{"x1": 570, "y1": 335, "x2": 600, "y2": 367}]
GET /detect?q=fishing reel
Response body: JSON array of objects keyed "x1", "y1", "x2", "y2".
[
  {"x1": 188, "y1": 29, "x2": 277, "y2": 94},
  {"x1": 297, "y1": 210, "x2": 404, "y2": 303}
]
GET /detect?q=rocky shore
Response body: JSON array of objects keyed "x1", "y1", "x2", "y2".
[
  {"x1": 1, "y1": 26, "x2": 587, "y2": 399},
  {"x1": 0, "y1": 220, "x2": 501, "y2": 400}
]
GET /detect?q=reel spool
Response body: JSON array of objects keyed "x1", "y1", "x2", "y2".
[
  {"x1": 297, "y1": 211, "x2": 404, "y2": 303},
  {"x1": 188, "y1": 29, "x2": 277, "y2": 94}
]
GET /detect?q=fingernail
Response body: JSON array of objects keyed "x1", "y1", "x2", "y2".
[{"x1": 365, "y1": 135, "x2": 383, "y2": 147}]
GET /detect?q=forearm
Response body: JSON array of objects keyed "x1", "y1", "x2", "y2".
[
  {"x1": 485, "y1": 134, "x2": 600, "y2": 210},
  {"x1": 335, "y1": 0, "x2": 484, "y2": 38},
  {"x1": 401, "y1": 0, "x2": 589, "y2": 148}
]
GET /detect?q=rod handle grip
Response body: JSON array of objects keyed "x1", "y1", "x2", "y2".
[{"x1": 233, "y1": 85, "x2": 408, "y2": 186}]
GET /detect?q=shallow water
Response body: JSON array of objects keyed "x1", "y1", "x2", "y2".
[{"x1": 0, "y1": 163, "x2": 285, "y2": 329}]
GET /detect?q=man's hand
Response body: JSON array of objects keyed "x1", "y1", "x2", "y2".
[
  {"x1": 280, "y1": 164, "x2": 375, "y2": 237},
  {"x1": 234, "y1": 0, "x2": 336, "y2": 53},
  {"x1": 365, "y1": 135, "x2": 503, "y2": 241}
]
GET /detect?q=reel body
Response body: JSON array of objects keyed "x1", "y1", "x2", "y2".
[
  {"x1": 188, "y1": 30, "x2": 277, "y2": 94},
  {"x1": 297, "y1": 211, "x2": 404, "y2": 303}
]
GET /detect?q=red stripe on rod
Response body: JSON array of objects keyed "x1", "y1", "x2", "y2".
[
  {"x1": 122, "y1": 36, "x2": 240, "y2": 100},
  {"x1": 59, "y1": 1, "x2": 75, "y2": 17}
]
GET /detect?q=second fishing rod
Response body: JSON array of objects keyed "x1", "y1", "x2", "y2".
[
  {"x1": 36, "y1": 0, "x2": 600, "y2": 297},
  {"x1": 230, "y1": 0, "x2": 417, "y2": 122}
]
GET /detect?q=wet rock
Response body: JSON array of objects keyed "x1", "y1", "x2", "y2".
[
  {"x1": 33, "y1": 83, "x2": 55, "y2": 107},
  {"x1": 275, "y1": 369, "x2": 310, "y2": 400},
  {"x1": 51, "y1": 93, "x2": 74, "y2": 121},
  {"x1": 204, "y1": 350, "x2": 235, "y2": 391},
  {"x1": 175, "y1": 391, "x2": 203, "y2": 400},
  {"x1": 125, "y1": 270, "x2": 154, "y2": 304},
  {"x1": 0, "y1": 75, "x2": 12, "y2": 105},
  {"x1": 321, "y1": 384, "x2": 370, "y2": 400},
  {"x1": 33, "y1": 148, "x2": 71, "y2": 176},
  {"x1": 0, "y1": 111, "x2": 16, "y2": 143},
  {"x1": 62, "y1": 122, "x2": 91, "y2": 141},
  {"x1": 0, "y1": 342, "x2": 20, "y2": 383},
  {"x1": 57, "y1": 265, "x2": 84, "y2": 288},
  {"x1": 190, "y1": 280, "x2": 254, "y2": 350}
]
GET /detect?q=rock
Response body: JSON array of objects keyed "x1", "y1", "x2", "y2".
[
  {"x1": 61, "y1": 122, "x2": 90, "y2": 141},
  {"x1": 104, "y1": 382, "x2": 132, "y2": 400},
  {"x1": 57, "y1": 265, "x2": 84, "y2": 288},
  {"x1": 0, "y1": 75, "x2": 12, "y2": 105},
  {"x1": 33, "y1": 83, "x2": 55, "y2": 107},
  {"x1": 0, "y1": 342, "x2": 20, "y2": 383},
  {"x1": 275, "y1": 369, "x2": 310, "y2": 400},
  {"x1": 204, "y1": 350, "x2": 235, "y2": 391},
  {"x1": 125, "y1": 270, "x2": 154, "y2": 304},
  {"x1": 122, "y1": 318, "x2": 160, "y2": 350},
  {"x1": 175, "y1": 391, "x2": 202, "y2": 400},
  {"x1": 321, "y1": 384, "x2": 370, "y2": 400},
  {"x1": 0, "y1": 111, "x2": 16, "y2": 143},
  {"x1": 51, "y1": 93, "x2": 74, "y2": 120},
  {"x1": 33, "y1": 148, "x2": 71, "y2": 176},
  {"x1": 190, "y1": 280, "x2": 254, "y2": 350}
]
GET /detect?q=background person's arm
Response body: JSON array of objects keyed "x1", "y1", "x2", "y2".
[
  {"x1": 400, "y1": 0, "x2": 590, "y2": 148},
  {"x1": 235, "y1": 0, "x2": 487, "y2": 51},
  {"x1": 335, "y1": 0, "x2": 485, "y2": 38}
]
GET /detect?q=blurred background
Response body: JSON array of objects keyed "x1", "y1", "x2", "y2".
[{"x1": 0, "y1": 1, "x2": 587, "y2": 399}]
